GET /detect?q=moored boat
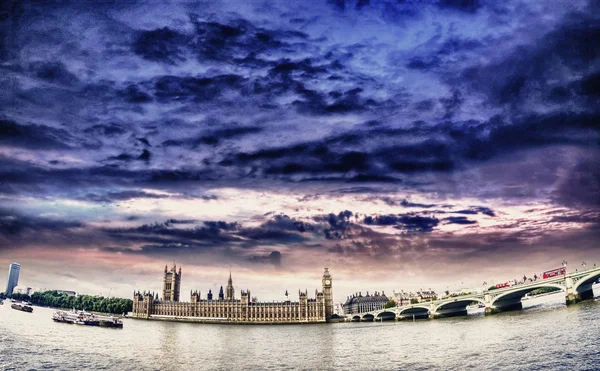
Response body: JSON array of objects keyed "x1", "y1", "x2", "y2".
[
  {"x1": 11, "y1": 303, "x2": 33, "y2": 312},
  {"x1": 53, "y1": 310, "x2": 123, "y2": 328}
]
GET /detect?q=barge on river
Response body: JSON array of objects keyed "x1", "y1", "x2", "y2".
[
  {"x1": 52, "y1": 310, "x2": 123, "y2": 328},
  {"x1": 11, "y1": 303, "x2": 33, "y2": 312}
]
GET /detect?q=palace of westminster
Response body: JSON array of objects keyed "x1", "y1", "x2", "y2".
[{"x1": 132, "y1": 264, "x2": 334, "y2": 323}]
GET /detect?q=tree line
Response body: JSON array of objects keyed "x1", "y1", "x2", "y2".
[{"x1": 6, "y1": 291, "x2": 132, "y2": 315}]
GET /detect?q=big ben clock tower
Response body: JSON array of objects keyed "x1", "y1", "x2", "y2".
[{"x1": 322, "y1": 267, "x2": 333, "y2": 321}]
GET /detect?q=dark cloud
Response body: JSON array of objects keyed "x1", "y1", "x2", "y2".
[
  {"x1": 0, "y1": 208, "x2": 83, "y2": 239},
  {"x1": 578, "y1": 72, "x2": 600, "y2": 97},
  {"x1": 80, "y1": 190, "x2": 169, "y2": 203},
  {"x1": 152, "y1": 74, "x2": 247, "y2": 103},
  {"x1": 462, "y1": 12, "x2": 600, "y2": 107},
  {"x1": 443, "y1": 216, "x2": 477, "y2": 225},
  {"x1": 454, "y1": 206, "x2": 495, "y2": 217},
  {"x1": 437, "y1": 0, "x2": 482, "y2": 13},
  {"x1": 553, "y1": 156, "x2": 600, "y2": 208},
  {"x1": 105, "y1": 215, "x2": 315, "y2": 251},
  {"x1": 400, "y1": 199, "x2": 437, "y2": 208},
  {"x1": 364, "y1": 214, "x2": 440, "y2": 233},
  {"x1": 248, "y1": 251, "x2": 282, "y2": 266},
  {"x1": 29, "y1": 61, "x2": 78, "y2": 86},
  {"x1": 119, "y1": 85, "x2": 153, "y2": 104},
  {"x1": 133, "y1": 17, "x2": 307, "y2": 68},
  {"x1": 0, "y1": 119, "x2": 73, "y2": 149},
  {"x1": 83, "y1": 123, "x2": 127, "y2": 137},
  {"x1": 133, "y1": 27, "x2": 189, "y2": 65},
  {"x1": 106, "y1": 221, "x2": 242, "y2": 247},
  {"x1": 162, "y1": 125, "x2": 263, "y2": 148}
]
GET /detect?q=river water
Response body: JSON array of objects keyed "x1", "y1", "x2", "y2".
[{"x1": 1, "y1": 289, "x2": 599, "y2": 371}]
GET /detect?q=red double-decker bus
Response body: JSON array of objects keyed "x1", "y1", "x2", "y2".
[
  {"x1": 495, "y1": 282, "x2": 511, "y2": 289},
  {"x1": 543, "y1": 267, "x2": 566, "y2": 279}
]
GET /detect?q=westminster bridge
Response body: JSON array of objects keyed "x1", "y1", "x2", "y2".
[{"x1": 348, "y1": 266, "x2": 600, "y2": 321}]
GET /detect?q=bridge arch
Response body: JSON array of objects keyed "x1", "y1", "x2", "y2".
[
  {"x1": 491, "y1": 283, "x2": 565, "y2": 306},
  {"x1": 351, "y1": 315, "x2": 361, "y2": 322},
  {"x1": 361, "y1": 313, "x2": 375, "y2": 322},
  {"x1": 398, "y1": 306, "x2": 430, "y2": 319},
  {"x1": 398, "y1": 305, "x2": 430, "y2": 314},
  {"x1": 375, "y1": 311, "x2": 397, "y2": 321},
  {"x1": 573, "y1": 271, "x2": 600, "y2": 292},
  {"x1": 433, "y1": 297, "x2": 486, "y2": 317}
]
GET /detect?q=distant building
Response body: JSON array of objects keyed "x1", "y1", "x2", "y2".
[
  {"x1": 343, "y1": 291, "x2": 388, "y2": 314},
  {"x1": 392, "y1": 289, "x2": 438, "y2": 304},
  {"x1": 13, "y1": 286, "x2": 49, "y2": 295},
  {"x1": 5, "y1": 262, "x2": 20, "y2": 295},
  {"x1": 334, "y1": 302, "x2": 345, "y2": 316},
  {"x1": 56, "y1": 290, "x2": 77, "y2": 297},
  {"x1": 132, "y1": 264, "x2": 334, "y2": 323},
  {"x1": 415, "y1": 289, "x2": 437, "y2": 302},
  {"x1": 13, "y1": 286, "x2": 31, "y2": 295},
  {"x1": 391, "y1": 290, "x2": 411, "y2": 306}
]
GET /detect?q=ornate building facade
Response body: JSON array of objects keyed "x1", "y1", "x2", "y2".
[
  {"x1": 343, "y1": 291, "x2": 388, "y2": 314},
  {"x1": 132, "y1": 265, "x2": 334, "y2": 324}
]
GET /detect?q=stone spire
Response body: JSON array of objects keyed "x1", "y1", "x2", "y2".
[{"x1": 226, "y1": 271, "x2": 234, "y2": 300}]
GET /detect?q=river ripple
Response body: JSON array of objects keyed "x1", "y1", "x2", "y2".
[{"x1": 1, "y1": 289, "x2": 599, "y2": 370}]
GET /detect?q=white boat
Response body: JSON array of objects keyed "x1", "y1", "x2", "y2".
[{"x1": 522, "y1": 291, "x2": 562, "y2": 301}]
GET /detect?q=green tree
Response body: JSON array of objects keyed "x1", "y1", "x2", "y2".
[
  {"x1": 384, "y1": 300, "x2": 397, "y2": 309},
  {"x1": 7, "y1": 291, "x2": 133, "y2": 314}
]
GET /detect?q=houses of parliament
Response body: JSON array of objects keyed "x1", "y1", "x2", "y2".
[{"x1": 131, "y1": 264, "x2": 334, "y2": 324}]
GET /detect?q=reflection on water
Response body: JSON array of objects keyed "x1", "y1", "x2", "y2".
[{"x1": 0, "y1": 288, "x2": 599, "y2": 370}]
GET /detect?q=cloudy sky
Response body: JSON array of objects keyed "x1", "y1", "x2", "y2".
[{"x1": 1, "y1": 0, "x2": 599, "y2": 302}]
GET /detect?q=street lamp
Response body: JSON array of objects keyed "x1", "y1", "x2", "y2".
[{"x1": 582, "y1": 261, "x2": 586, "y2": 269}]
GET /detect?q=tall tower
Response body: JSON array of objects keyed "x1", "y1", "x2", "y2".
[
  {"x1": 226, "y1": 272, "x2": 234, "y2": 300},
  {"x1": 5, "y1": 262, "x2": 20, "y2": 295},
  {"x1": 218, "y1": 285, "x2": 224, "y2": 300},
  {"x1": 162, "y1": 263, "x2": 181, "y2": 302},
  {"x1": 322, "y1": 267, "x2": 333, "y2": 321}
]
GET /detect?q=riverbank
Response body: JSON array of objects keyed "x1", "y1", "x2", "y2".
[
  {"x1": 127, "y1": 314, "x2": 327, "y2": 325},
  {"x1": 2, "y1": 299, "x2": 125, "y2": 318}
]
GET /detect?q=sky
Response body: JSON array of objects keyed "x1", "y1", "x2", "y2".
[{"x1": 0, "y1": 0, "x2": 599, "y2": 303}]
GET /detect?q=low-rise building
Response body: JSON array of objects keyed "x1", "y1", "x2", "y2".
[
  {"x1": 415, "y1": 289, "x2": 437, "y2": 302},
  {"x1": 12, "y1": 286, "x2": 32, "y2": 295},
  {"x1": 391, "y1": 289, "x2": 438, "y2": 304},
  {"x1": 56, "y1": 290, "x2": 77, "y2": 296}
]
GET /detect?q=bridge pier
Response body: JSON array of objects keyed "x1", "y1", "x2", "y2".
[
  {"x1": 432, "y1": 309, "x2": 468, "y2": 319},
  {"x1": 566, "y1": 288, "x2": 594, "y2": 305},
  {"x1": 485, "y1": 302, "x2": 523, "y2": 315}
]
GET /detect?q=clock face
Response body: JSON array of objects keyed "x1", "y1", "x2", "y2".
[{"x1": 325, "y1": 279, "x2": 331, "y2": 285}]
